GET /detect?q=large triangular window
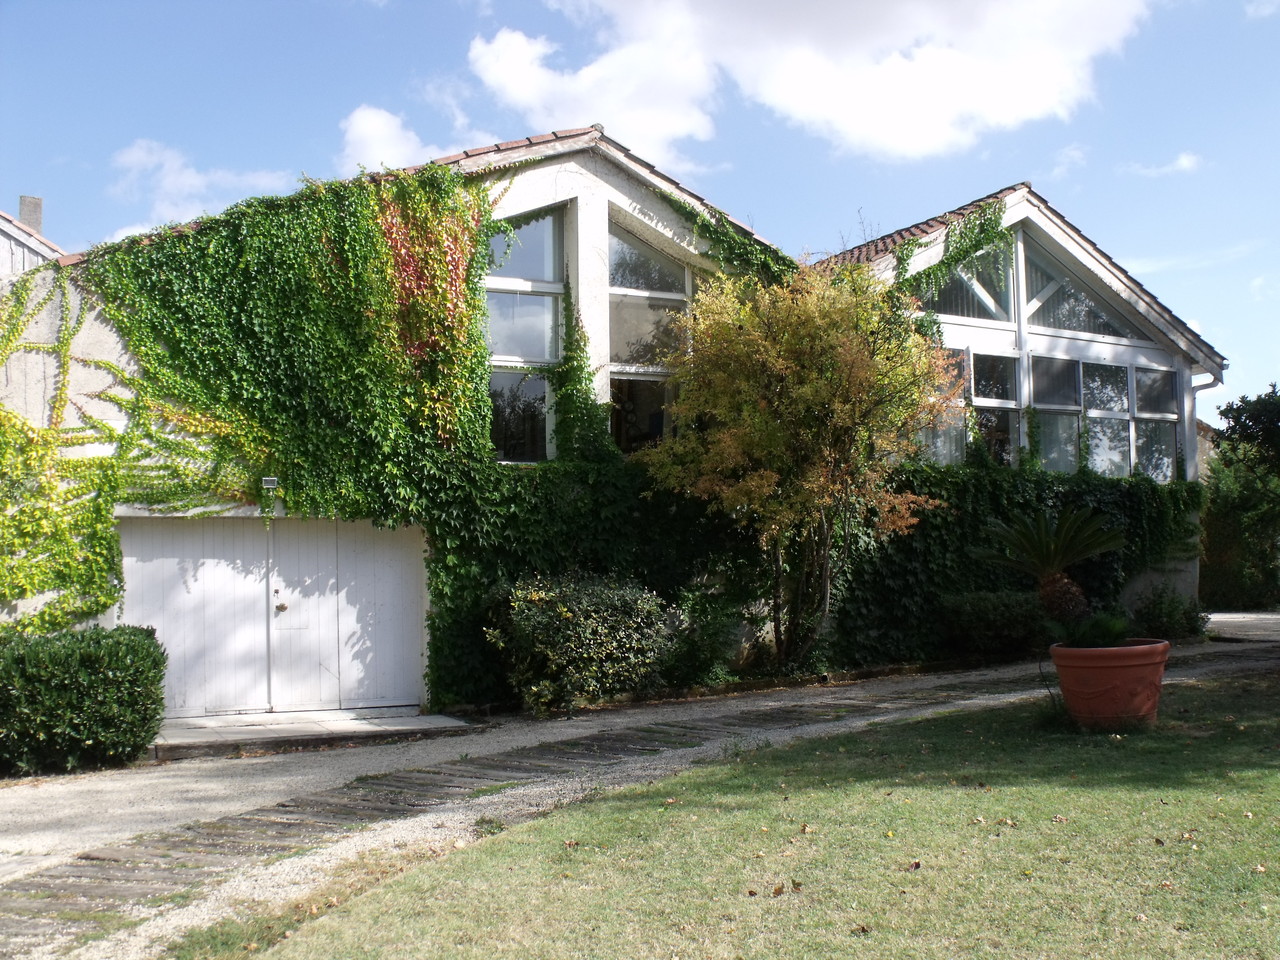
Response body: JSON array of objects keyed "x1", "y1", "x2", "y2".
[
  {"x1": 1024, "y1": 243, "x2": 1150, "y2": 340},
  {"x1": 922, "y1": 247, "x2": 1011, "y2": 322}
]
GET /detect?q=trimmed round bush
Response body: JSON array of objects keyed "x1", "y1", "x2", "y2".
[
  {"x1": 486, "y1": 573, "x2": 673, "y2": 716},
  {"x1": 0, "y1": 625, "x2": 167, "y2": 775}
]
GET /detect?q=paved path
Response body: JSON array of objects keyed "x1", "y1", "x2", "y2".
[{"x1": 0, "y1": 618, "x2": 1276, "y2": 959}]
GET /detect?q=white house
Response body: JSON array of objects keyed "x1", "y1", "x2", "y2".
[
  {"x1": 0, "y1": 133, "x2": 1226, "y2": 718},
  {"x1": 822, "y1": 184, "x2": 1227, "y2": 482}
]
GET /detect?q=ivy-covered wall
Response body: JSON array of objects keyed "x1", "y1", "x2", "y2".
[{"x1": 0, "y1": 160, "x2": 1208, "y2": 706}]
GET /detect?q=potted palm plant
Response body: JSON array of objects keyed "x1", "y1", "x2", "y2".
[{"x1": 981, "y1": 507, "x2": 1170, "y2": 731}]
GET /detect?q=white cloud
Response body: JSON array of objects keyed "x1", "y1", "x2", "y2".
[
  {"x1": 1050, "y1": 144, "x2": 1087, "y2": 180},
  {"x1": 1245, "y1": 1, "x2": 1279, "y2": 18},
  {"x1": 336, "y1": 105, "x2": 441, "y2": 176},
  {"x1": 107, "y1": 140, "x2": 292, "y2": 241},
  {"x1": 467, "y1": 0, "x2": 1151, "y2": 168},
  {"x1": 1124, "y1": 151, "x2": 1203, "y2": 177}
]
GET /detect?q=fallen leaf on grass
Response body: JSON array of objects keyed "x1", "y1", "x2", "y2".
[
  {"x1": 800, "y1": 823, "x2": 814, "y2": 834},
  {"x1": 1154, "y1": 838, "x2": 1166, "y2": 847},
  {"x1": 1051, "y1": 815, "x2": 1069, "y2": 824},
  {"x1": 564, "y1": 840, "x2": 579, "y2": 849},
  {"x1": 1255, "y1": 865, "x2": 1267, "y2": 873},
  {"x1": 772, "y1": 884, "x2": 785, "y2": 897},
  {"x1": 852, "y1": 924, "x2": 871, "y2": 935},
  {"x1": 899, "y1": 860, "x2": 922, "y2": 872}
]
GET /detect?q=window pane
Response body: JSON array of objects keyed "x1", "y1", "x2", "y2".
[
  {"x1": 611, "y1": 378, "x2": 668, "y2": 453},
  {"x1": 486, "y1": 292, "x2": 557, "y2": 359},
  {"x1": 489, "y1": 371, "x2": 546, "y2": 462},
  {"x1": 1025, "y1": 251, "x2": 1149, "y2": 340},
  {"x1": 924, "y1": 247, "x2": 1010, "y2": 320},
  {"x1": 921, "y1": 407, "x2": 967, "y2": 466},
  {"x1": 1039, "y1": 412, "x2": 1079, "y2": 473},
  {"x1": 1136, "y1": 369, "x2": 1178, "y2": 415},
  {"x1": 973, "y1": 354, "x2": 1017, "y2": 401},
  {"x1": 1136, "y1": 420, "x2": 1177, "y2": 482},
  {"x1": 609, "y1": 226, "x2": 686, "y2": 293},
  {"x1": 1088, "y1": 417, "x2": 1130, "y2": 477},
  {"x1": 1083, "y1": 363, "x2": 1129, "y2": 412},
  {"x1": 489, "y1": 209, "x2": 562, "y2": 281},
  {"x1": 975, "y1": 408, "x2": 1017, "y2": 466},
  {"x1": 1032, "y1": 357, "x2": 1079, "y2": 406},
  {"x1": 610, "y1": 294, "x2": 681, "y2": 364}
]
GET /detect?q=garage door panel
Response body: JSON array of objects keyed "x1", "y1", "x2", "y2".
[
  {"x1": 119, "y1": 517, "x2": 425, "y2": 717},
  {"x1": 336, "y1": 523, "x2": 425, "y2": 707}
]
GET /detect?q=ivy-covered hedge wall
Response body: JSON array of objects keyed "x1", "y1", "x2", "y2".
[{"x1": 832, "y1": 461, "x2": 1202, "y2": 667}]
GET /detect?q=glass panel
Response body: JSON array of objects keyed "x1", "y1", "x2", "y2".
[
  {"x1": 1026, "y1": 251, "x2": 1149, "y2": 340},
  {"x1": 975, "y1": 408, "x2": 1017, "y2": 467},
  {"x1": 1136, "y1": 420, "x2": 1177, "y2": 483},
  {"x1": 609, "y1": 225, "x2": 686, "y2": 293},
  {"x1": 1032, "y1": 357, "x2": 1079, "y2": 406},
  {"x1": 924, "y1": 247, "x2": 1010, "y2": 320},
  {"x1": 610, "y1": 294, "x2": 682, "y2": 364},
  {"x1": 1038, "y1": 412, "x2": 1079, "y2": 473},
  {"x1": 1136, "y1": 369, "x2": 1178, "y2": 415},
  {"x1": 489, "y1": 209, "x2": 563, "y2": 281},
  {"x1": 1083, "y1": 363, "x2": 1129, "y2": 412},
  {"x1": 1087, "y1": 417, "x2": 1131, "y2": 478},
  {"x1": 972, "y1": 355, "x2": 1017, "y2": 401},
  {"x1": 486, "y1": 292, "x2": 557, "y2": 359},
  {"x1": 489, "y1": 371, "x2": 546, "y2": 462},
  {"x1": 921, "y1": 407, "x2": 967, "y2": 466},
  {"x1": 611, "y1": 378, "x2": 668, "y2": 453}
]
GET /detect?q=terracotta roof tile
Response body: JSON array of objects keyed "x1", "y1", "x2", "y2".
[{"x1": 819, "y1": 183, "x2": 1027, "y2": 269}]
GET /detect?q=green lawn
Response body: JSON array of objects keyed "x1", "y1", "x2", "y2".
[{"x1": 178, "y1": 675, "x2": 1279, "y2": 960}]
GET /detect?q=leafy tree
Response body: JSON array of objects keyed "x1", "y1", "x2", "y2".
[
  {"x1": 1203, "y1": 385, "x2": 1280, "y2": 609},
  {"x1": 1216, "y1": 384, "x2": 1280, "y2": 485},
  {"x1": 638, "y1": 265, "x2": 955, "y2": 666}
]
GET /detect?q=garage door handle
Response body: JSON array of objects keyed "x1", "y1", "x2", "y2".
[{"x1": 275, "y1": 602, "x2": 289, "y2": 612}]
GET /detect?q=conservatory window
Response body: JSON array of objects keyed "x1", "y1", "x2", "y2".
[
  {"x1": 1032, "y1": 356, "x2": 1080, "y2": 407},
  {"x1": 1136, "y1": 420, "x2": 1177, "y2": 482},
  {"x1": 608, "y1": 222, "x2": 693, "y2": 450},
  {"x1": 1024, "y1": 244, "x2": 1150, "y2": 341},
  {"x1": 486, "y1": 207, "x2": 564, "y2": 462},
  {"x1": 1136, "y1": 368, "x2": 1178, "y2": 415},
  {"x1": 611, "y1": 377, "x2": 671, "y2": 453},
  {"x1": 608, "y1": 224, "x2": 689, "y2": 365},
  {"x1": 489, "y1": 370, "x2": 547, "y2": 463},
  {"x1": 923, "y1": 247, "x2": 1011, "y2": 322},
  {"x1": 489, "y1": 209, "x2": 563, "y2": 282},
  {"x1": 1039, "y1": 412, "x2": 1080, "y2": 474}
]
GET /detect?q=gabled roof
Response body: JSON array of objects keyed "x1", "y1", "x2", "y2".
[
  {"x1": 821, "y1": 183, "x2": 1226, "y2": 382},
  {"x1": 420, "y1": 123, "x2": 775, "y2": 252},
  {"x1": 0, "y1": 207, "x2": 65, "y2": 261}
]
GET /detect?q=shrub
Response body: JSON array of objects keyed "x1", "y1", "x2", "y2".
[
  {"x1": 486, "y1": 574, "x2": 673, "y2": 716},
  {"x1": 938, "y1": 591, "x2": 1046, "y2": 661},
  {"x1": 0, "y1": 625, "x2": 166, "y2": 775},
  {"x1": 1131, "y1": 582, "x2": 1209, "y2": 640}
]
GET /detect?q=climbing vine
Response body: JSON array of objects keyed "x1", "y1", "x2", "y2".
[
  {"x1": 893, "y1": 198, "x2": 1012, "y2": 301},
  {"x1": 662, "y1": 193, "x2": 797, "y2": 287}
]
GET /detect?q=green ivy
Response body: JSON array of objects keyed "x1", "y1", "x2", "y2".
[
  {"x1": 831, "y1": 461, "x2": 1202, "y2": 667},
  {"x1": 661, "y1": 193, "x2": 797, "y2": 287},
  {"x1": 893, "y1": 198, "x2": 1013, "y2": 300}
]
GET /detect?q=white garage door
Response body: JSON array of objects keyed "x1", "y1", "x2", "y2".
[{"x1": 117, "y1": 518, "x2": 427, "y2": 718}]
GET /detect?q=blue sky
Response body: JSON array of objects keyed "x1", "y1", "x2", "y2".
[{"x1": 1, "y1": 0, "x2": 1275, "y2": 420}]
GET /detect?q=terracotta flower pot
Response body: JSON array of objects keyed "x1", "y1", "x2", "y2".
[{"x1": 1049, "y1": 638, "x2": 1171, "y2": 732}]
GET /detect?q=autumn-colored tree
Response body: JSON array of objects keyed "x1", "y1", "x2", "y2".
[{"x1": 638, "y1": 265, "x2": 956, "y2": 666}]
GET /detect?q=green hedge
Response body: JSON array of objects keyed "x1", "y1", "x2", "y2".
[
  {"x1": 485, "y1": 573, "x2": 673, "y2": 716},
  {"x1": 0, "y1": 625, "x2": 167, "y2": 775},
  {"x1": 832, "y1": 462, "x2": 1202, "y2": 667}
]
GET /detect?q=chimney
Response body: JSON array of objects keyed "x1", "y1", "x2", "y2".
[{"x1": 18, "y1": 196, "x2": 42, "y2": 235}]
